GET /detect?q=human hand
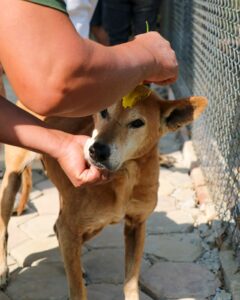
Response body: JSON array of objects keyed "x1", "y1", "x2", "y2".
[
  {"x1": 54, "y1": 133, "x2": 109, "y2": 187},
  {"x1": 134, "y1": 32, "x2": 178, "y2": 85}
]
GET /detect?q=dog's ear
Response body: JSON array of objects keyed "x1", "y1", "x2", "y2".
[{"x1": 159, "y1": 96, "x2": 208, "y2": 133}]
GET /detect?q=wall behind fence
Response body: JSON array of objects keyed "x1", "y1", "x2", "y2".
[{"x1": 160, "y1": 0, "x2": 240, "y2": 251}]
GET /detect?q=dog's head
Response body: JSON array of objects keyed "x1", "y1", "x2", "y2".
[{"x1": 84, "y1": 86, "x2": 207, "y2": 171}]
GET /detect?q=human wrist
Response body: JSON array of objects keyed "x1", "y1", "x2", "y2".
[
  {"x1": 42, "y1": 128, "x2": 73, "y2": 160},
  {"x1": 29, "y1": 123, "x2": 71, "y2": 161},
  {"x1": 126, "y1": 35, "x2": 157, "y2": 80},
  {"x1": 112, "y1": 38, "x2": 155, "y2": 83}
]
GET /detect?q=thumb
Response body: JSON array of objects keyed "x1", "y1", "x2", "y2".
[{"x1": 77, "y1": 164, "x2": 101, "y2": 184}]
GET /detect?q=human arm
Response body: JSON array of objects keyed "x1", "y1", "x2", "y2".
[
  {"x1": 0, "y1": 0, "x2": 178, "y2": 117},
  {"x1": 0, "y1": 95, "x2": 104, "y2": 187}
]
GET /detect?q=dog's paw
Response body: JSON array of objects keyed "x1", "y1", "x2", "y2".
[
  {"x1": 0, "y1": 266, "x2": 9, "y2": 290},
  {"x1": 159, "y1": 154, "x2": 176, "y2": 168}
]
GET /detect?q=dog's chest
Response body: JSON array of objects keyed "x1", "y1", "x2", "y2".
[
  {"x1": 79, "y1": 165, "x2": 139, "y2": 230},
  {"x1": 89, "y1": 180, "x2": 132, "y2": 224}
]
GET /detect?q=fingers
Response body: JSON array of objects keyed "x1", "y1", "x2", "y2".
[
  {"x1": 72, "y1": 165, "x2": 110, "y2": 188},
  {"x1": 151, "y1": 75, "x2": 178, "y2": 86},
  {"x1": 77, "y1": 165, "x2": 101, "y2": 183},
  {"x1": 143, "y1": 75, "x2": 178, "y2": 86}
]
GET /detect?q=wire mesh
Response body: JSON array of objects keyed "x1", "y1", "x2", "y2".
[{"x1": 160, "y1": 0, "x2": 240, "y2": 251}]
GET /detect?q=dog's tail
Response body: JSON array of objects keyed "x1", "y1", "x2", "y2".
[{"x1": 14, "y1": 166, "x2": 32, "y2": 216}]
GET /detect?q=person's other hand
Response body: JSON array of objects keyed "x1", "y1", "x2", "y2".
[
  {"x1": 54, "y1": 133, "x2": 109, "y2": 187},
  {"x1": 134, "y1": 32, "x2": 178, "y2": 85}
]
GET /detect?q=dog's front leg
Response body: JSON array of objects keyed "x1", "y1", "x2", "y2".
[
  {"x1": 124, "y1": 218, "x2": 146, "y2": 300},
  {"x1": 55, "y1": 215, "x2": 87, "y2": 300}
]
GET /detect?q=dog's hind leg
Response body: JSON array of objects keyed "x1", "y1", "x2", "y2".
[
  {"x1": 0, "y1": 169, "x2": 21, "y2": 288},
  {"x1": 124, "y1": 218, "x2": 146, "y2": 300},
  {"x1": 55, "y1": 213, "x2": 87, "y2": 300},
  {"x1": 0, "y1": 146, "x2": 36, "y2": 288}
]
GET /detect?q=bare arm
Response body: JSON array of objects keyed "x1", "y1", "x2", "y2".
[
  {"x1": 0, "y1": 0, "x2": 178, "y2": 117},
  {"x1": 0, "y1": 95, "x2": 104, "y2": 186}
]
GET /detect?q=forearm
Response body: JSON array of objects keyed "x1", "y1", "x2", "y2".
[
  {"x1": 0, "y1": 0, "x2": 177, "y2": 117},
  {"x1": 0, "y1": 95, "x2": 107, "y2": 187},
  {"x1": 42, "y1": 39, "x2": 153, "y2": 117},
  {"x1": 0, "y1": 96, "x2": 66, "y2": 158}
]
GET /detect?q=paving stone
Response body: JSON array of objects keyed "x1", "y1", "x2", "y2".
[
  {"x1": 159, "y1": 168, "x2": 193, "y2": 189},
  {"x1": 32, "y1": 170, "x2": 46, "y2": 185},
  {"x1": 184, "y1": 208, "x2": 203, "y2": 222},
  {"x1": 191, "y1": 167, "x2": 206, "y2": 187},
  {"x1": 8, "y1": 223, "x2": 30, "y2": 250},
  {"x1": 147, "y1": 211, "x2": 194, "y2": 234},
  {"x1": 19, "y1": 215, "x2": 56, "y2": 239},
  {"x1": 87, "y1": 284, "x2": 152, "y2": 300},
  {"x1": 29, "y1": 189, "x2": 43, "y2": 201},
  {"x1": 198, "y1": 223, "x2": 210, "y2": 236},
  {"x1": 212, "y1": 288, "x2": 232, "y2": 300},
  {"x1": 31, "y1": 182, "x2": 59, "y2": 215},
  {"x1": 166, "y1": 151, "x2": 185, "y2": 168},
  {"x1": 154, "y1": 195, "x2": 177, "y2": 212},
  {"x1": 83, "y1": 248, "x2": 150, "y2": 284},
  {"x1": 34, "y1": 179, "x2": 55, "y2": 192},
  {"x1": 7, "y1": 263, "x2": 68, "y2": 300},
  {"x1": 173, "y1": 188, "x2": 196, "y2": 209},
  {"x1": 145, "y1": 233, "x2": 202, "y2": 262},
  {"x1": 195, "y1": 185, "x2": 212, "y2": 206},
  {"x1": 140, "y1": 262, "x2": 220, "y2": 298},
  {"x1": 220, "y1": 250, "x2": 240, "y2": 300},
  {"x1": 83, "y1": 249, "x2": 124, "y2": 284},
  {"x1": 9, "y1": 209, "x2": 38, "y2": 227},
  {"x1": 171, "y1": 298, "x2": 206, "y2": 300},
  {"x1": 0, "y1": 292, "x2": 11, "y2": 300},
  {"x1": 8, "y1": 255, "x2": 19, "y2": 274},
  {"x1": 195, "y1": 213, "x2": 210, "y2": 226},
  {"x1": 10, "y1": 236, "x2": 61, "y2": 267},
  {"x1": 198, "y1": 248, "x2": 221, "y2": 274},
  {"x1": 182, "y1": 140, "x2": 198, "y2": 169},
  {"x1": 87, "y1": 284, "x2": 123, "y2": 300},
  {"x1": 158, "y1": 178, "x2": 175, "y2": 196},
  {"x1": 86, "y1": 223, "x2": 124, "y2": 249},
  {"x1": 204, "y1": 203, "x2": 218, "y2": 222},
  {"x1": 31, "y1": 192, "x2": 59, "y2": 215},
  {"x1": 139, "y1": 291, "x2": 153, "y2": 300}
]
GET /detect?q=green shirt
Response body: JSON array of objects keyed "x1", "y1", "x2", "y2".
[{"x1": 24, "y1": 0, "x2": 67, "y2": 14}]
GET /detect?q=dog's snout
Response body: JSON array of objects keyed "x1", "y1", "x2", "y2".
[{"x1": 89, "y1": 142, "x2": 111, "y2": 162}]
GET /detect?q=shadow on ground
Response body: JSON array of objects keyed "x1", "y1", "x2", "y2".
[{"x1": 5, "y1": 210, "x2": 221, "y2": 300}]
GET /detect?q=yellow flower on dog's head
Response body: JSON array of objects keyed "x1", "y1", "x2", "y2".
[{"x1": 122, "y1": 85, "x2": 152, "y2": 109}]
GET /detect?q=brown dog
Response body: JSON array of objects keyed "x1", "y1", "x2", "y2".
[{"x1": 0, "y1": 85, "x2": 207, "y2": 299}]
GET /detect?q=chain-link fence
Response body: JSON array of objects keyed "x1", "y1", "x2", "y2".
[{"x1": 160, "y1": 0, "x2": 240, "y2": 251}]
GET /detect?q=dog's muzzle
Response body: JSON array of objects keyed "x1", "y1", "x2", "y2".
[{"x1": 89, "y1": 141, "x2": 111, "y2": 169}]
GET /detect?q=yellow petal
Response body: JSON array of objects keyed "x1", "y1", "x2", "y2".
[{"x1": 122, "y1": 85, "x2": 151, "y2": 109}]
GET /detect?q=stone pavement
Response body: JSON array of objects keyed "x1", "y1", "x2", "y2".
[{"x1": 0, "y1": 131, "x2": 233, "y2": 300}]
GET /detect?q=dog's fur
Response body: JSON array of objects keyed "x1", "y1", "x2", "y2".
[{"x1": 0, "y1": 85, "x2": 207, "y2": 299}]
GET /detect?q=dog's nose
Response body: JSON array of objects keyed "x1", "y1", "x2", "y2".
[{"x1": 89, "y1": 142, "x2": 111, "y2": 162}]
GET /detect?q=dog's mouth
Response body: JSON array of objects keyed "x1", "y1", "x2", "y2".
[{"x1": 88, "y1": 158, "x2": 120, "y2": 172}]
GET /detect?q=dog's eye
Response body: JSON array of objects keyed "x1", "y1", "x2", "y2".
[
  {"x1": 128, "y1": 119, "x2": 145, "y2": 128},
  {"x1": 100, "y1": 109, "x2": 108, "y2": 119}
]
